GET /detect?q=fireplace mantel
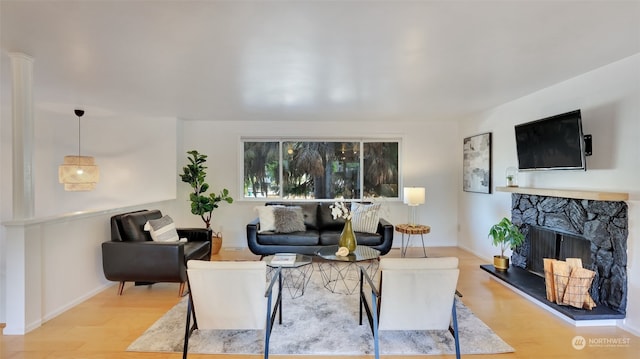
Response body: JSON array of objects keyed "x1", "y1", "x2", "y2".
[{"x1": 496, "y1": 186, "x2": 628, "y2": 201}]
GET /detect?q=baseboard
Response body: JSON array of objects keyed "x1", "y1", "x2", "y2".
[
  {"x1": 43, "y1": 283, "x2": 113, "y2": 324},
  {"x1": 619, "y1": 321, "x2": 640, "y2": 336}
]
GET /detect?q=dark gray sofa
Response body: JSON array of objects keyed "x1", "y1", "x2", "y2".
[{"x1": 246, "y1": 202, "x2": 393, "y2": 256}]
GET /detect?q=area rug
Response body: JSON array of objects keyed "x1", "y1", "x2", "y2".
[{"x1": 128, "y1": 270, "x2": 514, "y2": 356}]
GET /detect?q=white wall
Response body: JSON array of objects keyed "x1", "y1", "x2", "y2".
[
  {"x1": 0, "y1": 104, "x2": 180, "y2": 327},
  {"x1": 173, "y1": 120, "x2": 460, "y2": 249},
  {"x1": 33, "y1": 109, "x2": 178, "y2": 217},
  {"x1": 458, "y1": 54, "x2": 640, "y2": 334}
]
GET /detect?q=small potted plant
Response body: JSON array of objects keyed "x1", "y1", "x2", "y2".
[
  {"x1": 505, "y1": 167, "x2": 518, "y2": 187},
  {"x1": 488, "y1": 217, "x2": 524, "y2": 270},
  {"x1": 180, "y1": 150, "x2": 233, "y2": 254}
]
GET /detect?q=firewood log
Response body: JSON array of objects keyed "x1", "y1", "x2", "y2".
[
  {"x1": 552, "y1": 260, "x2": 571, "y2": 305},
  {"x1": 562, "y1": 267, "x2": 596, "y2": 308},
  {"x1": 543, "y1": 258, "x2": 557, "y2": 302}
]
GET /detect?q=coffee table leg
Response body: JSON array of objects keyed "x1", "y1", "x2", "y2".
[
  {"x1": 317, "y1": 260, "x2": 379, "y2": 295},
  {"x1": 267, "y1": 264, "x2": 314, "y2": 299}
]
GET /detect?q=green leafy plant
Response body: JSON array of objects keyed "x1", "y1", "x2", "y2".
[
  {"x1": 180, "y1": 150, "x2": 233, "y2": 228},
  {"x1": 488, "y1": 217, "x2": 525, "y2": 258}
]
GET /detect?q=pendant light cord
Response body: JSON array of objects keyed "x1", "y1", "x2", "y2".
[
  {"x1": 78, "y1": 114, "x2": 81, "y2": 160},
  {"x1": 74, "y1": 109, "x2": 85, "y2": 165}
]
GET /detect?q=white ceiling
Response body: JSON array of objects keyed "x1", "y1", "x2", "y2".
[{"x1": 1, "y1": 1, "x2": 639, "y2": 122}]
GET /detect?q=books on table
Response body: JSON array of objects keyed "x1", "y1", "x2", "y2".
[{"x1": 270, "y1": 253, "x2": 297, "y2": 266}]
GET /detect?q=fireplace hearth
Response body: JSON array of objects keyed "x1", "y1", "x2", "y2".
[{"x1": 482, "y1": 192, "x2": 627, "y2": 322}]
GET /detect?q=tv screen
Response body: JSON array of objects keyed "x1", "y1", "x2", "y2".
[{"x1": 515, "y1": 110, "x2": 586, "y2": 171}]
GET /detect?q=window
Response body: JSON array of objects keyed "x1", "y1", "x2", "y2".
[{"x1": 242, "y1": 139, "x2": 399, "y2": 200}]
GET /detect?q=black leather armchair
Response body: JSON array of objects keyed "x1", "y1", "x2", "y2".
[{"x1": 102, "y1": 209, "x2": 212, "y2": 296}]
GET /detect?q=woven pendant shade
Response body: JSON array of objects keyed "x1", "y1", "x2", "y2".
[
  {"x1": 58, "y1": 109, "x2": 99, "y2": 191},
  {"x1": 58, "y1": 155, "x2": 99, "y2": 191}
]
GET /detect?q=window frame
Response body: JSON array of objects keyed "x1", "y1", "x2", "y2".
[{"x1": 240, "y1": 137, "x2": 402, "y2": 202}]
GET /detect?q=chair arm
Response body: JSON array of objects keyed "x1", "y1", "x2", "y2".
[
  {"x1": 177, "y1": 227, "x2": 212, "y2": 242},
  {"x1": 265, "y1": 266, "x2": 283, "y2": 332},
  {"x1": 102, "y1": 241, "x2": 186, "y2": 283},
  {"x1": 246, "y1": 218, "x2": 261, "y2": 254},
  {"x1": 359, "y1": 265, "x2": 380, "y2": 330},
  {"x1": 265, "y1": 267, "x2": 282, "y2": 297},
  {"x1": 360, "y1": 266, "x2": 380, "y2": 298},
  {"x1": 375, "y1": 218, "x2": 394, "y2": 255}
]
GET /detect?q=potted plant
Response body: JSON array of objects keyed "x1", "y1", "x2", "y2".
[
  {"x1": 488, "y1": 217, "x2": 524, "y2": 270},
  {"x1": 180, "y1": 150, "x2": 233, "y2": 254}
]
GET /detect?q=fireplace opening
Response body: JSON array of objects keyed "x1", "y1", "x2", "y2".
[{"x1": 526, "y1": 225, "x2": 593, "y2": 277}]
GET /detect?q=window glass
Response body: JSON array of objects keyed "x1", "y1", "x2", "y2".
[
  {"x1": 363, "y1": 142, "x2": 399, "y2": 198},
  {"x1": 242, "y1": 139, "x2": 399, "y2": 200},
  {"x1": 243, "y1": 141, "x2": 279, "y2": 198}
]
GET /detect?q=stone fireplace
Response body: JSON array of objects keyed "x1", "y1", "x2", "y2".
[{"x1": 510, "y1": 194, "x2": 628, "y2": 315}]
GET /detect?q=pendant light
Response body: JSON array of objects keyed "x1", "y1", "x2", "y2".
[{"x1": 58, "y1": 109, "x2": 99, "y2": 191}]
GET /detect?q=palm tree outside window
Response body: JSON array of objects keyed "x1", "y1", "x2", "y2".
[{"x1": 242, "y1": 139, "x2": 399, "y2": 200}]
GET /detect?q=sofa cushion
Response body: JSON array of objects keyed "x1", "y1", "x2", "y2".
[
  {"x1": 144, "y1": 215, "x2": 182, "y2": 242},
  {"x1": 298, "y1": 203, "x2": 319, "y2": 229},
  {"x1": 354, "y1": 232, "x2": 383, "y2": 246},
  {"x1": 319, "y1": 230, "x2": 341, "y2": 246},
  {"x1": 351, "y1": 202, "x2": 381, "y2": 234},
  {"x1": 120, "y1": 210, "x2": 162, "y2": 242},
  {"x1": 257, "y1": 230, "x2": 320, "y2": 246},
  {"x1": 184, "y1": 241, "x2": 212, "y2": 262},
  {"x1": 320, "y1": 230, "x2": 383, "y2": 246},
  {"x1": 318, "y1": 203, "x2": 346, "y2": 230},
  {"x1": 273, "y1": 206, "x2": 306, "y2": 233}
]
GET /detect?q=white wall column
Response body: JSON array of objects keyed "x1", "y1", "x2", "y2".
[
  {"x1": 10, "y1": 52, "x2": 35, "y2": 218},
  {"x1": 4, "y1": 53, "x2": 38, "y2": 334}
]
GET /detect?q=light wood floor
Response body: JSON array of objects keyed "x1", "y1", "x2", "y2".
[{"x1": 2, "y1": 246, "x2": 638, "y2": 359}]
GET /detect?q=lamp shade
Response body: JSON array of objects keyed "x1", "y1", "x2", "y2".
[
  {"x1": 403, "y1": 187, "x2": 425, "y2": 206},
  {"x1": 58, "y1": 155, "x2": 99, "y2": 191}
]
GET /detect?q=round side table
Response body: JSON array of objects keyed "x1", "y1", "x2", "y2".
[{"x1": 395, "y1": 224, "x2": 431, "y2": 257}]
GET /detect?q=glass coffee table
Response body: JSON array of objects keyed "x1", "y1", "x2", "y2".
[
  {"x1": 264, "y1": 253, "x2": 314, "y2": 299},
  {"x1": 316, "y1": 245, "x2": 380, "y2": 295}
]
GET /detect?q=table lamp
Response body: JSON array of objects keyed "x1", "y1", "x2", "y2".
[{"x1": 403, "y1": 187, "x2": 425, "y2": 226}]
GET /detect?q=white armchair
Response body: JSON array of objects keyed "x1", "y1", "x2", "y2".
[
  {"x1": 359, "y1": 257, "x2": 461, "y2": 359},
  {"x1": 183, "y1": 260, "x2": 283, "y2": 359}
]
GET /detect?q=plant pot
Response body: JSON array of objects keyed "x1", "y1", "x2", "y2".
[
  {"x1": 494, "y1": 255, "x2": 510, "y2": 271},
  {"x1": 211, "y1": 235, "x2": 223, "y2": 255}
]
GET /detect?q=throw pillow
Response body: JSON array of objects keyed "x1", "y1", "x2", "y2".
[
  {"x1": 144, "y1": 215, "x2": 183, "y2": 242},
  {"x1": 273, "y1": 206, "x2": 306, "y2": 233},
  {"x1": 255, "y1": 206, "x2": 277, "y2": 233},
  {"x1": 351, "y1": 202, "x2": 381, "y2": 234}
]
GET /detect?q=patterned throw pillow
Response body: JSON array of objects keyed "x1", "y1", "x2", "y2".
[
  {"x1": 273, "y1": 206, "x2": 306, "y2": 233},
  {"x1": 351, "y1": 202, "x2": 381, "y2": 234},
  {"x1": 144, "y1": 215, "x2": 182, "y2": 242}
]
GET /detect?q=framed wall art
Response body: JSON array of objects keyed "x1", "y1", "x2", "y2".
[{"x1": 463, "y1": 132, "x2": 492, "y2": 194}]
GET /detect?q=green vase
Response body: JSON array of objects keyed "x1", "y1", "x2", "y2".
[{"x1": 339, "y1": 219, "x2": 357, "y2": 254}]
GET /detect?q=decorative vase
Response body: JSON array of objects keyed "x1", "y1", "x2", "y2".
[{"x1": 339, "y1": 219, "x2": 357, "y2": 254}]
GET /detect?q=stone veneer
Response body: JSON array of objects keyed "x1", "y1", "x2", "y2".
[{"x1": 510, "y1": 194, "x2": 628, "y2": 314}]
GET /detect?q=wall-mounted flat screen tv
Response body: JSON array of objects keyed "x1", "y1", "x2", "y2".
[{"x1": 515, "y1": 110, "x2": 586, "y2": 171}]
